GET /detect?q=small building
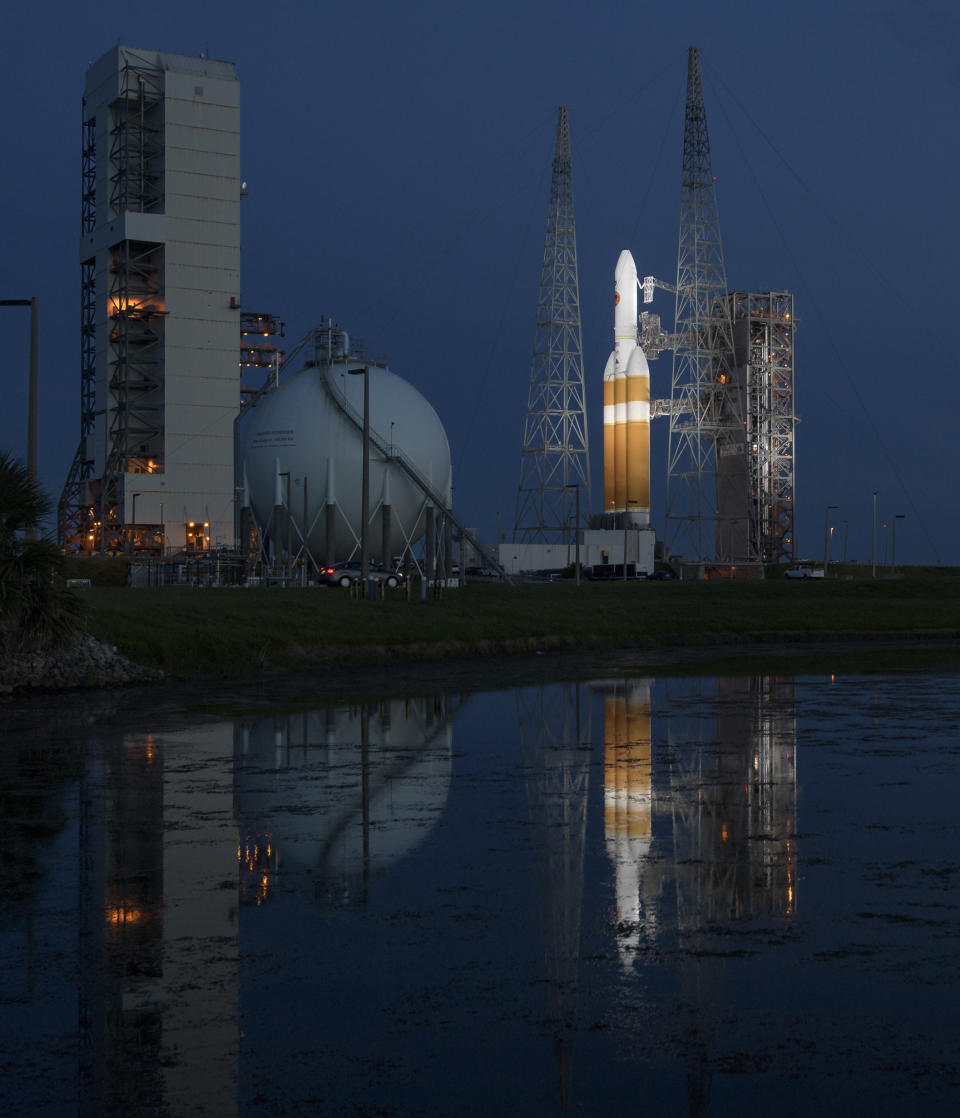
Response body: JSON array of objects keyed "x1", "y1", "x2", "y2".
[{"x1": 499, "y1": 528, "x2": 656, "y2": 577}]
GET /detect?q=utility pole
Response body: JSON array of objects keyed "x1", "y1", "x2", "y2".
[
  {"x1": 515, "y1": 106, "x2": 591, "y2": 543},
  {"x1": 892, "y1": 514, "x2": 904, "y2": 572},
  {"x1": 564, "y1": 484, "x2": 581, "y2": 586},
  {"x1": 349, "y1": 366, "x2": 371, "y2": 594},
  {"x1": 872, "y1": 491, "x2": 878, "y2": 579},
  {"x1": 823, "y1": 505, "x2": 837, "y2": 577}
]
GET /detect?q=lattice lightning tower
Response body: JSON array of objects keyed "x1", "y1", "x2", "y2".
[
  {"x1": 665, "y1": 47, "x2": 749, "y2": 562},
  {"x1": 514, "y1": 106, "x2": 591, "y2": 542}
]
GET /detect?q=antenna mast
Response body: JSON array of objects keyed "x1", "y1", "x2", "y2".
[{"x1": 514, "y1": 106, "x2": 591, "y2": 543}]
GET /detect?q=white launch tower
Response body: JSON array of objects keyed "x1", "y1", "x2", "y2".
[{"x1": 59, "y1": 44, "x2": 242, "y2": 556}]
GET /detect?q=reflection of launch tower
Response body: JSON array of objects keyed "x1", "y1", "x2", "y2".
[
  {"x1": 598, "y1": 674, "x2": 798, "y2": 1113},
  {"x1": 78, "y1": 695, "x2": 456, "y2": 1116},
  {"x1": 517, "y1": 683, "x2": 591, "y2": 1107},
  {"x1": 678, "y1": 677, "x2": 797, "y2": 923},
  {"x1": 717, "y1": 676, "x2": 797, "y2": 914},
  {"x1": 79, "y1": 727, "x2": 239, "y2": 1118},
  {"x1": 598, "y1": 675, "x2": 798, "y2": 953}
]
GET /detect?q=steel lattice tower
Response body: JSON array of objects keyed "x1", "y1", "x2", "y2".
[
  {"x1": 665, "y1": 48, "x2": 749, "y2": 562},
  {"x1": 514, "y1": 106, "x2": 590, "y2": 543}
]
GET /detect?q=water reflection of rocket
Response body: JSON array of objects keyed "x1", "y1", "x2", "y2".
[
  {"x1": 602, "y1": 679, "x2": 653, "y2": 966},
  {"x1": 603, "y1": 250, "x2": 650, "y2": 524}
]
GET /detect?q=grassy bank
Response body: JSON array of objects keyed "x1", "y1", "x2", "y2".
[{"x1": 77, "y1": 569, "x2": 960, "y2": 680}]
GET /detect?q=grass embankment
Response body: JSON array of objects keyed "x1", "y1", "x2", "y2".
[{"x1": 78, "y1": 568, "x2": 960, "y2": 680}]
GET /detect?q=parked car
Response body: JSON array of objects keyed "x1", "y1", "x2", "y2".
[
  {"x1": 784, "y1": 565, "x2": 824, "y2": 580},
  {"x1": 465, "y1": 566, "x2": 498, "y2": 580},
  {"x1": 319, "y1": 561, "x2": 403, "y2": 589}
]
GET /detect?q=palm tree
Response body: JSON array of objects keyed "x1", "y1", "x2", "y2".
[{"x1": 0, "y1": 451, "x2": 83, "y2": 650}]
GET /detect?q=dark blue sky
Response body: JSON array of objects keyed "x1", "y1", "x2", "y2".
[{"x1": 2, "y1": 0, "x2": 956, "y2": 564}]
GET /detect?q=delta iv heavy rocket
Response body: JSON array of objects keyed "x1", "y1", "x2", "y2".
[{"x1": 603, "y1": 249, "x2": 650, "y2": 526}]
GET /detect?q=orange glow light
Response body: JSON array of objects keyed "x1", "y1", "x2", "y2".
[{"x1": 107, "y1": 906, "x2": 143, "y2": 925}]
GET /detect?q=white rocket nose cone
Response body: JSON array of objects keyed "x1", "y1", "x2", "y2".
[{"x1": 615, "y1": 249, "x2": 638, "y2": 287}]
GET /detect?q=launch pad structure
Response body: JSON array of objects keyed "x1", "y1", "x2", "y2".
[
  {"x1": 56, "y1": 42, "x2": 794, "y2": 580},
  {"x1": 726, "y1": 291, "x2": 796, "y2": 565},
  {"x1": 645, "y1": 47, "x2": 795, "y2": 567},
  {"x1": 512, "y1": 55, "x2": 795, "y2": 576},
  {"x1": 511, "y1": 107, "x2": 657, "y2": 577}
]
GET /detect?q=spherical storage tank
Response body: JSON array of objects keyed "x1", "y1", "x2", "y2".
[{"x1": 240, "y1": 360, "x2": 452, "y2": 563}]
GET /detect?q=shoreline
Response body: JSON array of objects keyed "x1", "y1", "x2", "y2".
[
  {"x1": 5, "y1": 572, "x2": 960, "y2": 697},
  {"x1": 243, "y1": 632, "x2": 960, "y2": 705},
  {"x1": 4, "y1": 627, "x2": 957, "y2": 702}
]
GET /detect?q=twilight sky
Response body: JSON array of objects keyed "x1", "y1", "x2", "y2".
[{"x1": 1, "y1": 0, "x2": 956, "y2": 565}]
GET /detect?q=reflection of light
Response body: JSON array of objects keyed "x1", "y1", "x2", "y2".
[
  {"x1": 721, "y1": 823, "x2": 729, "y2": 843},
  {"x1": 786, "y1": 836, "x2": 795, "y2": 916},
  {"x1": 239, "y1": 833, "x2": 276, "y2": 906},
  {"x1": 125, "y1": 734, "x2": 156, "y2": 763},
  {"x1": 238, "y1": 839, "x2": 274, "y2": 872}
]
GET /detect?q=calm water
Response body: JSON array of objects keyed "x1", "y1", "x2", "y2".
[{"x1": 2, "y1": 669, "x2": 960, "y2": 1116}]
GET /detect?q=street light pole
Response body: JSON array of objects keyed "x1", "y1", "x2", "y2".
[
  {"x1": 574, "y1": 485, "x2": 581, "y2": 587},
  {"x1": 872, "y1": 491, "x2": 878, "y2": 579},
  {"x1": 286, "y1": 474, "x2": 292, "y2": 568},
  {"x1": 564, "y1": 484, "x2": 581, "y2": 586},
  {"x1": 278, "y1": 471, "x2": 290, "y2": 572},
  {"x1": 348, "y1": 366, "x2": 371, "y2": 594},
  {"x1": 892, "y1": 514, "x2": 904, "y2": 572},
  {"x1": 823, "y1": 505, "x2": 838, "y2": 577}
]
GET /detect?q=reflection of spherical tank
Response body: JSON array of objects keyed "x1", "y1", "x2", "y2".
[
  {"x1": 240, "y1": 362, "x2": 452, "y2": 562},
  {"x1": 235, "y1": 699, "x2": 453, "y2": 904}
]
